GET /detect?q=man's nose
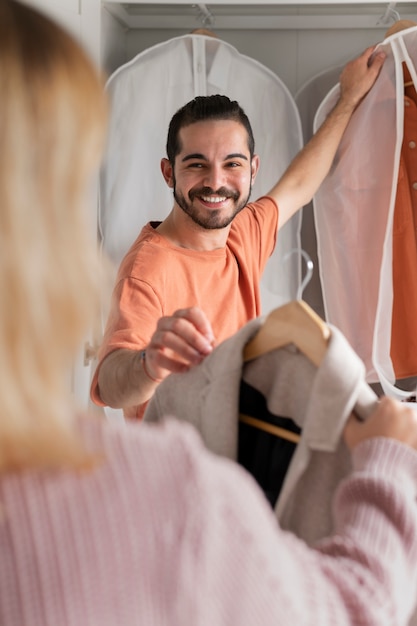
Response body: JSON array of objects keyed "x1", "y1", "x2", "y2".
[{"x1": 202, "y1": 165, "x2": 226, "y2": 190}]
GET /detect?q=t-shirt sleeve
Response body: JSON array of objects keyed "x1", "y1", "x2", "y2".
[
  {"x1": 232, "y1": 195, "x2": 279, "y2": 276},
  {"x1": 104, "y1": 277, "x2": 163, "y2": 354},
  {"x1": 90, "y1": 276, "x2": 163, "y2": 406}
]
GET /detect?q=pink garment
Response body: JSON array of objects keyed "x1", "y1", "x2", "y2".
[{"x1": 1, "y1": 415, "x2": 417, "y2": 625}]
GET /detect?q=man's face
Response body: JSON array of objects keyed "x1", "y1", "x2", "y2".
[{"x1": 168, "y1": 119, "x2": 258, "y2": 230}]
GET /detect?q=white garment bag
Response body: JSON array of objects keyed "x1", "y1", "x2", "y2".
[
  {"x1": 295, "y1": 64, "x2": 344, "y2": 317},
  {"x1": 313, "y1": 27, "x2": 417, "y2": 398},
  {"x1": 295, "y1": 65, "x2": 344, "y2": 145},
  {"x1": 99, "y1": 34, "x2": 303, "y2": 314}
]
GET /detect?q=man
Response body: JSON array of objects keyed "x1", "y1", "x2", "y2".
[{"x1": 91, "y1": 46, "x2": 385, "y2": 419}]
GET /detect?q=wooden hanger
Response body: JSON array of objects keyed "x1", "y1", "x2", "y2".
[
  {"x1": 239, "y1": 300, "x2": 331, "y2": 443},
  {"x1": 244, "y1": 300, "x2": 331, "y2": 365},
  {"x1": 239, "y1": 413, "x2": 301, "y2": 443},
  {"x1": 385, "y1": 20, "x2": 417, "y2": 38},
  {"x1": 384, "y1": 20, "x2": 417, "y2": 89},
  {"x1": 191, "y1": 28, "x2": 219, "y2": 38}
]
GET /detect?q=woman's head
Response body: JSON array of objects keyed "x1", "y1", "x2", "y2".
[{"x1": 0, "y1": 1, "x2": 107, "y2": 469}]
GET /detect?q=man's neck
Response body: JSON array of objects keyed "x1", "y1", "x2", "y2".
[{"x1": 156, "y1": 209, "x2": 230, "y2": 251}]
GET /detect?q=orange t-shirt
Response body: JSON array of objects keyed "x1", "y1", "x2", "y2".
[
  {"x1": 91, "y1": 196, "x2": 279, "y2": 418},
  {"x1": 391, "y1": 68, "x2": 417, "y2": 379}
]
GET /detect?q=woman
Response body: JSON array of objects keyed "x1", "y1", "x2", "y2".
[{"x1": 1, "y1": 2, "x2": 417, "y2": 624}]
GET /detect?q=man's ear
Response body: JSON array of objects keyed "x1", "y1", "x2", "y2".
[
  {"x1": 251, "y1": 154, "x2": 260, "y2": 184},
  {"x1": 161, "y1": 158, "x2": 174, "y2": 188}
]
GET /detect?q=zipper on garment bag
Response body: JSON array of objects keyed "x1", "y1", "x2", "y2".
[{"x1": 192, "y1": 35, "x2": 207, "y2": 96}]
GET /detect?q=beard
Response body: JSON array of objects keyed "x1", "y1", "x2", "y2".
[{"x1": 173, "y1": 182, "x2": 252, "y2": 230}]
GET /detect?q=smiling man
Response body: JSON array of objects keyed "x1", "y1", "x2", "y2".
[
  {"x1": 91, "y1": 46, "x2": 385, "y2": 419},
  {"x1": 163, "y1": 114, "x2": 258, "y2": 232}
]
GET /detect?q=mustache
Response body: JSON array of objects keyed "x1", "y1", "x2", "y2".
[{"x1": 189, "y1": 186, "x2": 240, "y2": 201}]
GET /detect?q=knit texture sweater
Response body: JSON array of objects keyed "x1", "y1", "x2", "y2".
[{"x1": 1, "y1": 415, "x2": 417, "y2": 625}]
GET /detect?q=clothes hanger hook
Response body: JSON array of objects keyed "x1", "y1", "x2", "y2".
[
  {"x1": 283, "y1": 248, "x2": 314, "y2": 300},
  {"x1": 194, "y1": 3, "x2": 215, "y2": 28},
  {"x1": 377, "y1": 2, "x2": 400, "y2": 26}
]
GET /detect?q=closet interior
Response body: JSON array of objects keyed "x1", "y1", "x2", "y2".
[{"x1": 26, "y1": 0, "x2": 417, "y2": 408}]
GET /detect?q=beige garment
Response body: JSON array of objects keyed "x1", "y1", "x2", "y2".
[{"x1": 144, "y1": 317, "x2": 378, "y2": 543}]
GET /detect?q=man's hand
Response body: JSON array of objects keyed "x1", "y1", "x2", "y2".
[
  {"x1": 338, "y1": 45, "x2": 386, "y2": 111},
  {"x1": 271, "y1": 45, "x2": 386, "y2": 227},
  {"x1": 144, "y1": 306, "x2": 215, "y2": 382},
  {"x1": 98, "y1": 307, "x2": 215, "y2": 410},
  {"x1": 344, "y1": 396, "x2": 417, "y2": 452}
]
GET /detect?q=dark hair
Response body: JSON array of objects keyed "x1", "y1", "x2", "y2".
[{"x1": 166, "y1": 95, "x2": 255, "y2": 164}]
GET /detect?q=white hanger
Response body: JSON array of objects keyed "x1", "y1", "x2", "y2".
[
  {"x1": 377, "y1": 2, "x2": 401, "y2": 28},
  {"x1": 195, "y1": 4, "x2": 215, "y2": 29}
]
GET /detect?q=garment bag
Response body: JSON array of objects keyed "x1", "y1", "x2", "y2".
[
  {"x1": 294, "y1": 64, "x2": 344, "y2": 318},
  {"x1": 313, "y1": 26, "x2": 417, "y2": 398},
  {"x1": 99, "y1": 33, "x2": 303, "y2": 314}
]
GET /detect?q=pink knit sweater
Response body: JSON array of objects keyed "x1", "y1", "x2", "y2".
[{"x1": 1, "y1": 415, "x2": 417, "y2": 625}]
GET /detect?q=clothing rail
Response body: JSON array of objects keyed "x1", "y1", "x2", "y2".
[{"x1": 103, "y1": 2, "x2": 417, "y2": 31}]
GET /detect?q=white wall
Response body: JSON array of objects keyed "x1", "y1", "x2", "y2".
[{"x1": 102, "y1": 7, "x2": 128, "y2": 78}]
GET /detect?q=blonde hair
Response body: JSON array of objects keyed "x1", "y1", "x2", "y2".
[{"x1": 0, "y1": 1, "x2": 107, "y2": 470}]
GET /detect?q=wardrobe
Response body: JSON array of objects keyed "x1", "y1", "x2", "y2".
[{"x1": 24, "y1": 0, "x2": 417, "y2": 410}]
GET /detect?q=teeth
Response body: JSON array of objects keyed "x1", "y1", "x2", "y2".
[{"x1": 201, "y1": 196, "x2": 227, "y2": 203}]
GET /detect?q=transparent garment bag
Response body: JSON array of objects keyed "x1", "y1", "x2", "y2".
[
  {"x1": 295, "y1": 64, "x2": 344, "y2": 318},
  {"x1": 99, "y1": 33, "x2": 303, "y2": 315},
  {"x1": 313, "y1": 27, "x2": 417, "y2": 399},
  {"x1": 295, "y1": 64, "x2": 344, "y2": 145}
]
